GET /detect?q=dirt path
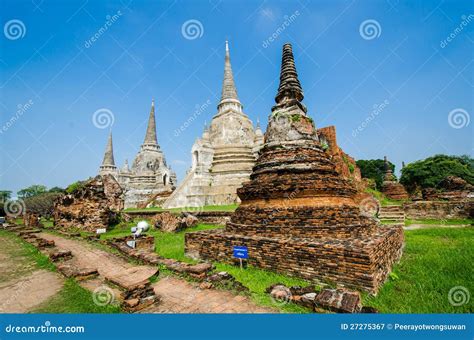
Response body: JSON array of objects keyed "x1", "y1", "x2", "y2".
[
  {"x1": 0, "y1": 233, "x2": 63, "y2": 313},
  {"x1": 146, "y1": 276, "x2": 274, "y2": 313},
  {"x1": 404, "y1": 224, "x2": 471, "y2": 231},
  {"x1": 39, "y1": 233, "x2": 157, "y2": 283},
  {"x1": 39, "y1": 233, "x2": 275, "y2": 313}
]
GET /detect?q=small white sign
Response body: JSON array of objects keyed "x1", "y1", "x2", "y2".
[
  {"x1": 126, "y1": 240, "x2": 136, "y2": 249},
  {"x1": 96, "y1": 228, "x2": 107, "y2": 234}
]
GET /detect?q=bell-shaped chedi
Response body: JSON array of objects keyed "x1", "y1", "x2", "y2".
[
  {"x1": 185, "y1": 43, "x2": 404, "y2": 293},
  {"x1": 381, "y1": 156, "x2": 409, "y2": 200}
]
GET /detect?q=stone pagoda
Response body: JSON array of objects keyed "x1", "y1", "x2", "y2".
[
  {"x1": 163, "y1": 41, "x2": 264, "y2": 208},
  {"x1": 186, "y1": 43, "x2": 404, "y2": 293},
  {"x1": 381, "y1": 156, "x2": 408, "y2": 200},
  {"x1": 99, "y1": 100, "x2": 177, "y2": 208}
]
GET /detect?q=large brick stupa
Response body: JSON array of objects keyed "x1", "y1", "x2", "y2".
[{"x1": 185, "y1": 43, "x2": 404, "y2": 293}]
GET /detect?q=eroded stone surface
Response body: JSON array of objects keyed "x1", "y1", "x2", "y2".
[
  {"x1": 314, "y1": 289, "x2": 362, "y2": 313},
  {"x1": 144, "y1": 276, "x2": 274, "y2": 314},
  {"x1": 53, "y1": 174, "x2": 123, "y2": 231}
]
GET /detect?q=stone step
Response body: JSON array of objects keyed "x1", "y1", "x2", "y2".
[
  {"x1": 378, "y1": 213, "x2": 405, "y2": 218},
  {"x1": 380, "y1": 207, "x2": 404, "y2": 211}
]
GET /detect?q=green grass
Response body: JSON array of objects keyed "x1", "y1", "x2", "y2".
[
  {"x1": 214, "y1": 263, "x2": 313, "y2": 313},
  {"x1": 365, "y1": 188, "x2": 406, "y2": 206},
  {"x1": 123, "y1": 204, "x2": 238, "y2": 213},
  {"x1": 364, "y1": 227, "x2": 474, "y2": 313},
  {"x1": 0, "y1": 229, "x2": 55, "y2": 272},
  {"x1": 32, "y1": 279, "x2": 122, "y2": 313},
  {"x1": 405, "y1": 218, "x2": 473, "y2": 226},
  {"x1": 0, "y1": 230, "x2": 121, "y2": 314},
  {"x1": 102, "y1": 222, "x2": 224, "y2": 263}
]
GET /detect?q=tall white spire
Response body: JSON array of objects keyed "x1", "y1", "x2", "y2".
[{"x1": 218, "y1": 41, "x2": 242, "y2": 113}]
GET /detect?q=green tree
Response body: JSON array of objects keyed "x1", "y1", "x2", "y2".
[
  {"x1": 400, "y1": 154, "x2": 474, "y2": 193},
  {"x1": 48, "y1": 186, "x2": 65, "y2": 193},
  {"x1": 24, "y1": 192, "x2": 62, "y2": 218},
  {"x1": 356, "y1": 159, "x2": 395, "y2": 190},
  {"x1": 17, "y1": 185, "x2": 47, "y2": 199},
  {"x1": 0, "y1": 190, "x2": 12, "y2": 202}
]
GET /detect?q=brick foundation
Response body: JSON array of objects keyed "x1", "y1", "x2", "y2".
[{"x1": 186, "y1": 225, "x2": 403, "y2": 293}]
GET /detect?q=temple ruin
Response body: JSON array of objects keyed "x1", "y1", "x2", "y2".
[
  {"x1": 185, "y1": 43, "x2": 404, "y2": 293},
  {"x1": 381, "y1": 156, "x2": 409, "y2": 200},
  {"x1": 99, "y1": 101, "x2": 177, "y2": 208},
  {"x1": 163, "y1": 42, "x2": 264, "y2": 208}
]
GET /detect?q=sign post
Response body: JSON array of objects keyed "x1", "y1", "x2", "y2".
[{"x1": 232, "y1": 246, "x2": 248, "y2": 270}]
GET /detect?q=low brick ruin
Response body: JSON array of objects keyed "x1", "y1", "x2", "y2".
[
  {"x1": 53, "y1": 174, "x2": 123, "y2": 232},
  {"x1": 381, "y1": 156, "x2": 408, "y2": 200},
  {"x1": 186, "y1": 43, "x2": 404, "y2": 293},
  {"x1": 403, "y1": 200, "x2": 473, "y2": 220}
]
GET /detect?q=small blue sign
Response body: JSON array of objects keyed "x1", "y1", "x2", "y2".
[{"x1": 233, "y1": 246, "x2": 248, "y2": 259}]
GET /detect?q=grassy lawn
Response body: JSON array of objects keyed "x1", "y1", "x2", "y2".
[
  {"x1": 365, "y1": 188, "x2": 407, "y2": 206},
  {"x1": 102, "y1": 221, "x2": 223, "y2": 263},
  {"x1": 364, "y1": 227, "x2": 474, "y2": 313},
  {"x1": 214, "y1": 263, "x2": 312, "y2": 313},
  {"x1": 33, "y1": 279, "x2": 121, "y2": 313},
  {"x1": 0, "y1": 230, "x2": 121, "y2": 314},
  {"x1": 405, "y1": 218, "x2": 473, "y2": 226},
  {"x1": 123, "y1": 204, "x2": 238, "y2": 213}
]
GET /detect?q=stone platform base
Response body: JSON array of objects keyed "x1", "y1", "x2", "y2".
[{"x1": 185, "y1": 226, "x2": 404, "y2": 293}]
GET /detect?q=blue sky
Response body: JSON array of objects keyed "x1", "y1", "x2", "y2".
[{"x1": 0, "y1": 0, "x2": 472, "y2": 194}]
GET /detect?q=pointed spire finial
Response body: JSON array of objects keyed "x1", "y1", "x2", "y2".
[
  {"x1": 273, "y1": 43, "x2": 306, "y2": 113},
  {"x1": 218, "y1": 40, "x2": 242, "y2": 112},
  {"x1": 101, "y1": 132, "x2": 116, "y2": 167},
  {"x1": 143, "y1": 99, "x2": 158, "y2": 146}
]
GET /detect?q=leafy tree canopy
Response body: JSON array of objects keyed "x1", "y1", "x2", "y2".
[
  {"x1": 356, "y1": 159, "x2": 395, "y2": 190},
  {"x1": 48, "y1": 186, "x2": 65, "y2": 193},
  {"x1": 17, "y1": 185, "x2": 47, "y2": 199},
  {"x1": 0, "y1": 190, "x2": 12, "y2": 202},
  {"x1": 400, "y1": 154, "x2": 474, "y2": 193},
  {"x1": 24, "y1": 192, "x2": 62, "y2": 218}
]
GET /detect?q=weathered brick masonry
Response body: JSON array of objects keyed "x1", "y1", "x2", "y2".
[{"x1": 185, "y1": 43, "x2": 404, "y2": 293}]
